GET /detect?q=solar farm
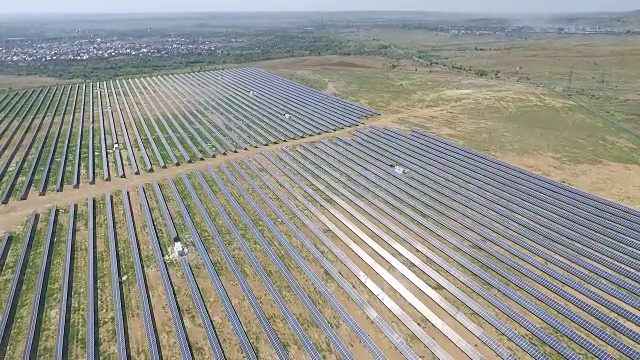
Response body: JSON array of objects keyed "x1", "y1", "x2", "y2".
[{"x1": 0, "y1": 68, "x2": 638, "y2": 360}]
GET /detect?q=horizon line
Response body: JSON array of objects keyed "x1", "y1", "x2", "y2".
[{"x1": 0, "y1": 9, "x2": 638, "y2": 16}]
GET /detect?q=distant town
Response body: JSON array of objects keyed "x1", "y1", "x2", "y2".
[
  {"x1": 1, "y1": 23, "x2": 637, "y2": 65},
  {"x1": 0, "y1": 34, "x2": 240, "y2": 63}
]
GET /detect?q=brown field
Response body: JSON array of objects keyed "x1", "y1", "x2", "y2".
[{"x1": 0, "y1": 75, "x2": 77, "y2": 91}]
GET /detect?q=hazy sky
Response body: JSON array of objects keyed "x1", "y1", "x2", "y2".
[{"x1": 0, "y1": 0, "x2": 637, "y2": 14}]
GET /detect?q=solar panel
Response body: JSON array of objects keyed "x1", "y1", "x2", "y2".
[
  {"x1": 22, "y1": 88, "x2": 63, "y2": 196},
  {"x1": 1, "y1": 87, "x2": 54, "y2": 203},
  {"x1": 387, "y1": 127, "x2": 640, "y2": 243},
  {"x1": 245, "y1": 68, "x2": 377, "y2": 115},
  {"x1": 120, "y1": 79, "x2": 165, "y2": 169},
  {"x1": 135, "y1": 78, "x2": 190, "y2": 163},
  {"x1": 411, "y1": 128, "x2": 640, "y2": 227},
  {"x1": 327, "y1": 137, "x2": 639, "y2": 294},
  {"x1": 154, "y1": 76, "x2": 228, "y2": 154},
  {"x1": 56, "y1": 84, "x2": 80, "y2": 189},
  {"x1": 211, "y1": 70, "x2": 338, "y2": 132},
  {"x1": 190, "y1": 74, "x2": 276, "y2": 145},
  {"x1": 224, "y1": 69, "x2": 358, "y2": 129},
  {"x1": 194, "y1": 169, "x2": 321, "y2": 359},
  {"x1": 73, "y1": 84, "x2": 87, "y2": 186},
  {"x1": 0, "y1": 91, "x2": 21, "y2": 119},
  {"x1": 0, "y1": 234, "x2": 11, "y2": 274},
  {"x1": 122, "y1": 190, "x2": 160, "y2": 359},
  {"x1": 0, "y1": 90, "x2": 30, "y2": 126},
  {"x1": 102, "y1": 82, "x2": 125, "y2": 177},
  {"x1": 110, "y1": 80, "x2": 142, "y2": 174},
  {"x1": 260, "y1": 153, "x2": 453, "y2": 360},
  {"x1": 55, "y1": 203, "x2": 76, "y2": 360},
  {"x1": 286, "y1": 148, "x2": 513, "y2": 360},
  {"x1": 147, "y1": 77, "x2": 215, "y2": 157},
  {"x1": 139, "y1": 185, "x2": 192, "y2": 359},
  {"x1": 280, "y1": 148, "x2": 594, "y2": 359},
  {"x1": 315, "y1": 140, "x2": 639, "y2": 356},
  {"x1": 178, "y1": 256, "x2": 226, "y2": 359},
  {"x1": 152, "y1": 181, "x2": 224, "y2": 358},
  {"x1": 0, "y1": 212, "x2": 38, "y2": 355},
  {"x1": 169, "y1": 74, "x2": 248, "y2": 150},
  {"x1": 87, "y1": 197, "x2": 96, "y2": 359},
  {"x1": 220, "y1": 163, "x2": 385, "y2": 360},
  {"x1": 23, "y1": 206, "x2": 57, "y2": 359},
  {"x1": 365, "y1": 128, "x2": 640, "y2": 255},
  {"x1": 0, "y1": 88, "x2": 38, "y2": 145},
  {"x1": 239, "y1": 159, "x2": 422, "y2": 360},
  {"x1": 0, "y1": 88, "x2": 43, "y2": 182},
  {"x1": 324, "y1": 139, "x2": 640, "y2": 345},
  {"x1": 129, "y1": 79, "x2": 179, "y2": 165},
  {"x1": 168, "y1": 178, "x2": 249, "y2": 360},
  {"x1": 195, "y1": 76, "x2": 291, "y2": 141},
  {"x1": 350, "y1": 133, "x2": 640, "y2": 309},
  {"x1": 140, "y1": 77, "x2": 205, "y2": 160},
  {"x1": 151, "y1": 180, "x2": 179, "y2": 241},
  {"x1": 40, "y1": 86, "x2": 72, "y2": 191},
  {"x1": 96, "y1": 83, "x2": 113, "y2": 181},
  {"x1": 209, "y1": 165, "x2": 355, "y2": 358},
  {"x1": 160, "y1": 74, "x2": 238, "y2": 152},
  {"x1": 181, "y1": 74, "x2": 261, "y2": 147},
  {"x1": 328, "y1": 132, "x2": 633, "y2": 354},
  {"x1": 106, "y1": 193, "x2": 127, "y2": 359},
  {"x1": 216, "y1": 70, "x2": 337, "y2": 131},
  {"x1": 88, "y1": 84, "x2": 96, "y2": 184}
]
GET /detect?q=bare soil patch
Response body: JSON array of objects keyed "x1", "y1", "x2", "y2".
[{"x1": 249, "y1": 56, "x2": 392, "y2": 70}]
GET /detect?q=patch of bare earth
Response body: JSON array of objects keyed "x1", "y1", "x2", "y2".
[{"x1": 252, "y1": 55, "x2": 428, "y2": 73}]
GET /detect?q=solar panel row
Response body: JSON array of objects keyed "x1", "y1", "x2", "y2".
[
  {"x1": 220, "y1": 163, "x2": 386, "y2": 360},
  {"x1": 138, "y1": 185, "x2": 193, "y2": 359},
  {"x1": 317, "y1": 139, "x2": 640, "y2": 347},
  {"x1": 55, "y1": 203, "x2": 75, "y2": 360},
  {"x1": 411, "y1": 128, "x2": 640, "y2": 226},
  {"x1": 358, "y1": 128, "x2": 640, "y2": 265},
  {"x1": 326, "y1": 137, "x2": 639, "y2": 293},
  {"x1": 56, "y1": 84, "x2": 80, "y2": 190},
  {"x1": 122, "y1": 190, "x2": 160, "y2": 359},
  {"x1": 2, "y1": 131, "x2": 636, "y2": 358},
  {"x1": 0, "y1": 69, "x2": 370, "y2": 204},
  {"x1": 351, "y1": 130, "x2": 640, "y2": 310},
  {"x1": 105, "y1": 193, "x2": 127, "y2": 359},
  {"x1": 239, "y1": 158, "x2": 421, "y2": 360}
]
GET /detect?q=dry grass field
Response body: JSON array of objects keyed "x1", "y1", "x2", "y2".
[{"x1": 0, "y1": 75, "x2": 77, "y2": 91}]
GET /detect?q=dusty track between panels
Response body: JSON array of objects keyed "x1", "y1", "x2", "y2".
[{"x1": 0, "y1": 125, "x2": 363, "y2": 233}]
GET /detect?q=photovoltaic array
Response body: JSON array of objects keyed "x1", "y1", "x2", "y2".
[
  {"x1": 0, "y1": 70, "x2": 638, "y2": 360},
  {"x1": 0, "y1": 68, "x2": 375, "y2": 204}
]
